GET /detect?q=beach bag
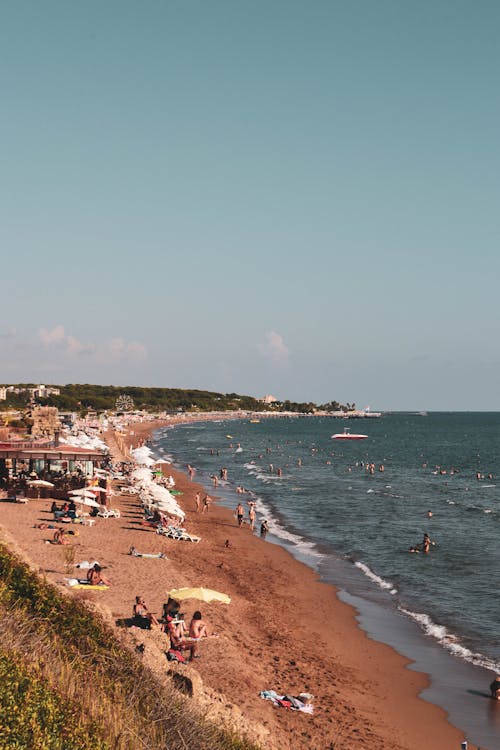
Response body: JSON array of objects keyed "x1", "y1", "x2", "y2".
[{"x1": 167, "y1": 649, "x2": 186, "y2": 664}]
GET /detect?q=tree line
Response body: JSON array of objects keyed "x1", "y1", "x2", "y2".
[{"x1": 0, "y1": 383, "x2": 352, "y2": 415}]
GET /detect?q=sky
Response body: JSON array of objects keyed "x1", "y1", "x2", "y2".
[{"x1": 1, "y1": 1, "x2": 499, "y2": 410}]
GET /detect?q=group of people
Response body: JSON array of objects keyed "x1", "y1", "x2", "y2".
[
  {"x1": 408, "y1": 533, "x2": 435, "y2": 554},
  {"x1": 132, "y1": 595, "x2": 213, "y2": 661},
  {"x1": 194, "y1": 492, "x2": 211, "y2": 513},
  {"x1": 235, "y1": 500, "x2": 256, "y2": 529},
  {"x1": 51, "y1": 500, "x2": 78, "y2": 520},
  {"x1": 234, "y1": 500, "x2": 269, "y2": 538}
]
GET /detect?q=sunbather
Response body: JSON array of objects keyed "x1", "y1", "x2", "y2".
[
  {"x1": 165, "y1": 614, "x2": 194, "y2": 659},
  {"x1": 133, "y1": 596, "x2": 160, "y2": 628},
  {"x1": 87, "y1": 563, "x2": 111, "y2": 586},
  {"x1": 53, "y1": 528, "x2": 69, "y2": 545}
]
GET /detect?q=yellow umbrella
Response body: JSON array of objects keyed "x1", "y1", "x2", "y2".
[{"x1": 167, "y1": 587, "x2": 231, "y2": 604}]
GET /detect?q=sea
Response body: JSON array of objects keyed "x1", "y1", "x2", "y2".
[{"x1": 152, "y1": 412, "x2": 500, "y2": 749}]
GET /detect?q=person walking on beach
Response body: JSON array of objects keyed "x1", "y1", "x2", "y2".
[
  {"x1": 248, "y1": 502, "x2": 256, "y2": 531},
  {"x1": 202, "y1": 495, "x2": 211, "y2": 513},
  {"x1": 235, "y1": 502, "x2": 244, "y2": 527},
  {"x1": 194, "y1": 492, "x2": 200, "y2": 513}
]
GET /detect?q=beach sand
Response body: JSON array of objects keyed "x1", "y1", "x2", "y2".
[{"x1": 0, "y1": 419, "x2": 466, "y2": 750}]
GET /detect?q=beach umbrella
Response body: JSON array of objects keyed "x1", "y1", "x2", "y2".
[
  {"x1": 71, "y1": 496, "x2": 100, "y2": 508},
  {"x1": 27, "y1": 479, "x2": 55, "y2": 487},
  {"x1": 167, "y1": 587, "x2": 231, "y2": 605},
  {"x1": 69, "y1": 488, "x2": 98, "y2": 498},
  {"x1": 87, "y1": 486, "x2": 111, "y2": 494}
]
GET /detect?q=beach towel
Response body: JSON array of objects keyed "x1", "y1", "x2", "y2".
[
  {"x1": 66, "y1": 578, "x2": 109, "y2": 590},
  {"x1": 260, "y1": 690, "x2": 314, "y2": 714},
  {"x1": 167, "y1": 649, "x2": 187, "y2": 664}
]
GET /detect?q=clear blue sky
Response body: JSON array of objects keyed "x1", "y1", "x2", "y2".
[{"x1": 1, "y1": 1, "x2": 499, "y2": 410}]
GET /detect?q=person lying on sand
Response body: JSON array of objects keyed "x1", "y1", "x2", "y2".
[{"x1": 87, "y1": 563, "x2": 111, "y2": 586}]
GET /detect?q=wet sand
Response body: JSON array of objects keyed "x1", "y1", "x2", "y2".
[{"x1": 0, "y1": 418, "x2": 468, "y2": 749}]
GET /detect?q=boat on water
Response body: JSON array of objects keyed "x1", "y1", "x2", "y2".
[
  {"x1": 249, "y1": 419, "x2": 260, "y2": 423},
  {"x1": 332, "y1": 427, "x2": 368, "y2": 440}
]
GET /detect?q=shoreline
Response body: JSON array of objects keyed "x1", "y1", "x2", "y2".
[
  {"x1": 0, "y1": 416, "x2": 470, "y2": 749},
  {"x1": 151, "y1": 416, "x2": 497, "y2": 749}
]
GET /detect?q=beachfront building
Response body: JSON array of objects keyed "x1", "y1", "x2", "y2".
[
  {"x1": 260, "y1": 395, "x2": 278, "y2": 404},
  {"x1": 0, "y1": 440, "x2": 106, "y2": 493}
]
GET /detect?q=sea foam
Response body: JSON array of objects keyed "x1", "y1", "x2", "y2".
[
  {"x1": 398, "y1": 607, "x2": 500, "y2": 672},
  {"x1": 354, "y1": 561, "x2": 397, "y2": 595}
]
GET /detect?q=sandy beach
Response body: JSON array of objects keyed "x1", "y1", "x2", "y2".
[{"x1": 0, "y1": 418, "x2": 467, "y2": 750}]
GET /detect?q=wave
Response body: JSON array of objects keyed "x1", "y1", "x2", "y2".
[
  {"x1": 399, "y1": 607, "x2": 500, "y2": 672},
  {"x1": 354, "y1": 561, "x2": 397, "y2": 595},
  {"x1": 261, "y1": 516, "x2": 323, "y2": 560}
]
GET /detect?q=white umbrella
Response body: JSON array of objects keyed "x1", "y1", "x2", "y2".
[
  {"x1": 71, "y1": 496, "x2": 100, "y2": 508},
  {"x1": 87, "y1": 486, "x2": 111, "y2": 494},
  {"x1": 28, "y1": 479, "x2": 55, "y2": 487},
  {"x1": 69, "y1": 488, "x2": 99, "y2": 498}
]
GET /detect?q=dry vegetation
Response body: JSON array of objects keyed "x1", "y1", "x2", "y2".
[{"x1": 0, "y1": 544, "x2": 259, "y2": 750}]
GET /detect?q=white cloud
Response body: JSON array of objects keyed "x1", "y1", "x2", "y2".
[
  {"x1": 259, "y1": 330, "x2": 290, "y2": 365},
  {"x1": 107, "y1": 338, "x2": 146, "y2": 361},
  {"x1": 39, "y1": 325, "x2": 66, "y2": 346},
  {"x1": 39, "y1": 325, "x2": 146, "y2": 363},
  {"x1": 126, "y1": 341, "x2": 147, "y2": 361}
]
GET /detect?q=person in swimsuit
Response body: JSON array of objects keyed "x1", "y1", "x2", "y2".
[
  {"x1": 490, "y1": 675, "x2": 500, "y2": 700},
  {"x1": 53, "y1": 528, "x2": 69, "y2": 545},
  {"x1": 165, "y1": 615, "x2": 194, "y2": 659},
  {"x1": 133, "y1": 596, "x2": 159, "y2": 627},
  {"x1": 248, "y1": 502, "x2": 256, "y2": 530},
  {"x1": 235, "y1": 502, "x2": 244, "y2": 527},
  {"x1": 188, "y1": 611, "x2": 214, "y2": 659},
  {"x1": 87, "y1": 563, "x2": 111, "y2": 586}
]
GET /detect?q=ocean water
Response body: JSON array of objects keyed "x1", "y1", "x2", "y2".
[{"x1": 153, "y1": 412, "x2": 500, "y2": 745}]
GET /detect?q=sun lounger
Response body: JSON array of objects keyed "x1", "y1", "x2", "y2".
[
  {"x1": 156, "y1": 525, "x2": 200, "y2": 543},
  {"x1": 129, "y1": 547, "x2": 167, "y2": 559},
  {"x1": 97, "y1": 507, "x2": 120, "y2": 519}
]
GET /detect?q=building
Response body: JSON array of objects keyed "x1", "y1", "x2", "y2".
[
  {"x1": 28, "y1": 385, "x2": 61, "y2": 399},
  {"x1": 31, "y1": 406, "x2": 61, "y2": 439},
  {"x1": 260, "y1": 395, "x2": 278, "y2": 404},
  {"x1": 0, "y1": 387, "x2": 6, "y2": 401}
]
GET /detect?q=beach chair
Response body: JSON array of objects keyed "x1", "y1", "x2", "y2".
[
  {"x1": 156, "y1": 525, "x2": 200, "y2": 543},
  {"x1": 97, "y1": 506, "x2": 121, "y2": 519}
]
